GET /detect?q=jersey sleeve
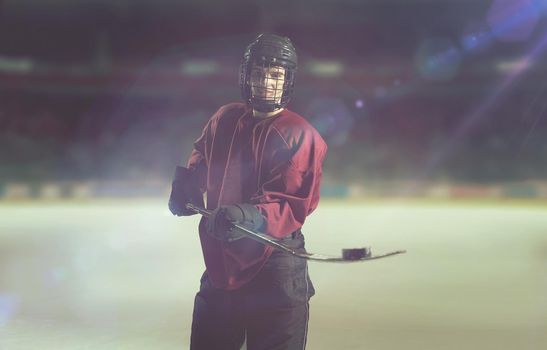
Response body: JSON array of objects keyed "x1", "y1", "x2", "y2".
[
  {"x1": 251, "y1": 125, "x2": 327, "y2": 239},
  {"x1": 186, "y1": 119, "x2": 211, "y2": 193}
]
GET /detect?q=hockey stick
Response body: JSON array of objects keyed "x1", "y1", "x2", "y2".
[{"x1": 186, "y1": 203, "x2": 406, "y2": 262}]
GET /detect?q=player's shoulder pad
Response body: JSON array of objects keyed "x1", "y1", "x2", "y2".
[
  {"x1": 272, "y1": 110, "x2": 327, "y2": 151},
  {"x1": 208, "y1": 102, "x2": 248, "y2": 130},
  {"x1": 213, "y1": 102, "x2": 247, "y2": 120}
]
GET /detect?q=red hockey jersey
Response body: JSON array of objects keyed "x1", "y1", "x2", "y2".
[{"x1": 187, "y1": 102, "x2": 327, "y2": 290}]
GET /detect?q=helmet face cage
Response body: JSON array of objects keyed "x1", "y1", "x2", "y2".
[
  {"x1": 240, "y1": 59, "x2": 295, "y2": 113},
  {"x1": 239, "y1": 34, "x2": 297, "y2": 113}
]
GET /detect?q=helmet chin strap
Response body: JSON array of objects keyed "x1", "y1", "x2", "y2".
[
  {"x1": 250, "y1": 97, "x2": 284, "y2": 117},
  {"x1": 249, "y1": 97, "x2": 283, "y2": 113},
  {"x1": 252, "y1": 107, "x2": 284, "y2": 118}
]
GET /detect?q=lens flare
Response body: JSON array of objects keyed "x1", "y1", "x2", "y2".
[
  {"x1": 461, "y1": 22, "x2": 494, "y2": 54},
  {"x1": 487, "y1": 0, "x2": 541, "y2": 42},
  {"x1": 306, "y1": 97, "x2": 354, "y2": 146},
  {"x1": 422, "y1": 28, "x2": 547, "y2": 177},
  {"x1": 415, "y1": 38, "x2": 463, "y2": 81},
  {"x1": 0, "y1": 294, "x2": 19, "y2": 326}
]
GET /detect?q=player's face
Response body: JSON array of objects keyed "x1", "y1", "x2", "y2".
[{"x1": 250, "y1": 64, "x2": 286, "y2": 103}]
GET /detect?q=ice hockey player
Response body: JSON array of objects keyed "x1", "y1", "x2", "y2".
[{"x1": 169, "y1": 33, "x2": 327, "y2": 349}]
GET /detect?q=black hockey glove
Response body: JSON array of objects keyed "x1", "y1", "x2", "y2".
[
  {"x1": 205, "y1": 203, "x2": 265, "y2": 242},
  {"x1": 168, "y1": 166, "x2": 204, "y2": 216}
]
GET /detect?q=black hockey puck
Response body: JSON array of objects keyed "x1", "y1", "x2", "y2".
[{"x1": 342, "y1": 247, "x2": 371, "y2": 260}]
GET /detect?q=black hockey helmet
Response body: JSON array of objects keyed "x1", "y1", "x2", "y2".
[{"x1": 239, "y1": 33, "x2": 298, "y2": 113}]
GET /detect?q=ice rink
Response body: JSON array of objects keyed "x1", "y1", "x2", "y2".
[{"x1": 0, "y1": 199, "x2": 546, "y2": 349}]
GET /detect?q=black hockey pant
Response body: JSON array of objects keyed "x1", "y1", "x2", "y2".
[{"x1": 190, "y1": 231, "x2": 315, "y2": 350}]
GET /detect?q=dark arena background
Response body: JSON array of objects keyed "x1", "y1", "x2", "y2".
[{"x1": 0, "y1": 1, "x2": 546, "y2": 349}]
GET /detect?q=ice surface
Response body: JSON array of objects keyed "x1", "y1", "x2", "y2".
[{"x1": 0, "y1": 199, "x2": 545, "y2": 349}]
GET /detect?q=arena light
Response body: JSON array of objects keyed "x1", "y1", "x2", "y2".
[
  {"x1": 0, "y1": 56, "x2": 33, "y2": 73},
  {"x1": 306, "y1": 60, "x2": 344, "y2": 78},
  {"x1": 180, "y1": 60, "x2": 219, "y2": 76},
  {"x1": 496, "y1": 58, "x2": 531, "y2": 73}
]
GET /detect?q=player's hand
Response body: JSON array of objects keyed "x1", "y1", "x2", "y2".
[
  {"x1": 205, "y1": 204, "x2": 264, "y2": 241},
  {"x1": 168, "y1": 166, "x2": 203, "y2": 216}
]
